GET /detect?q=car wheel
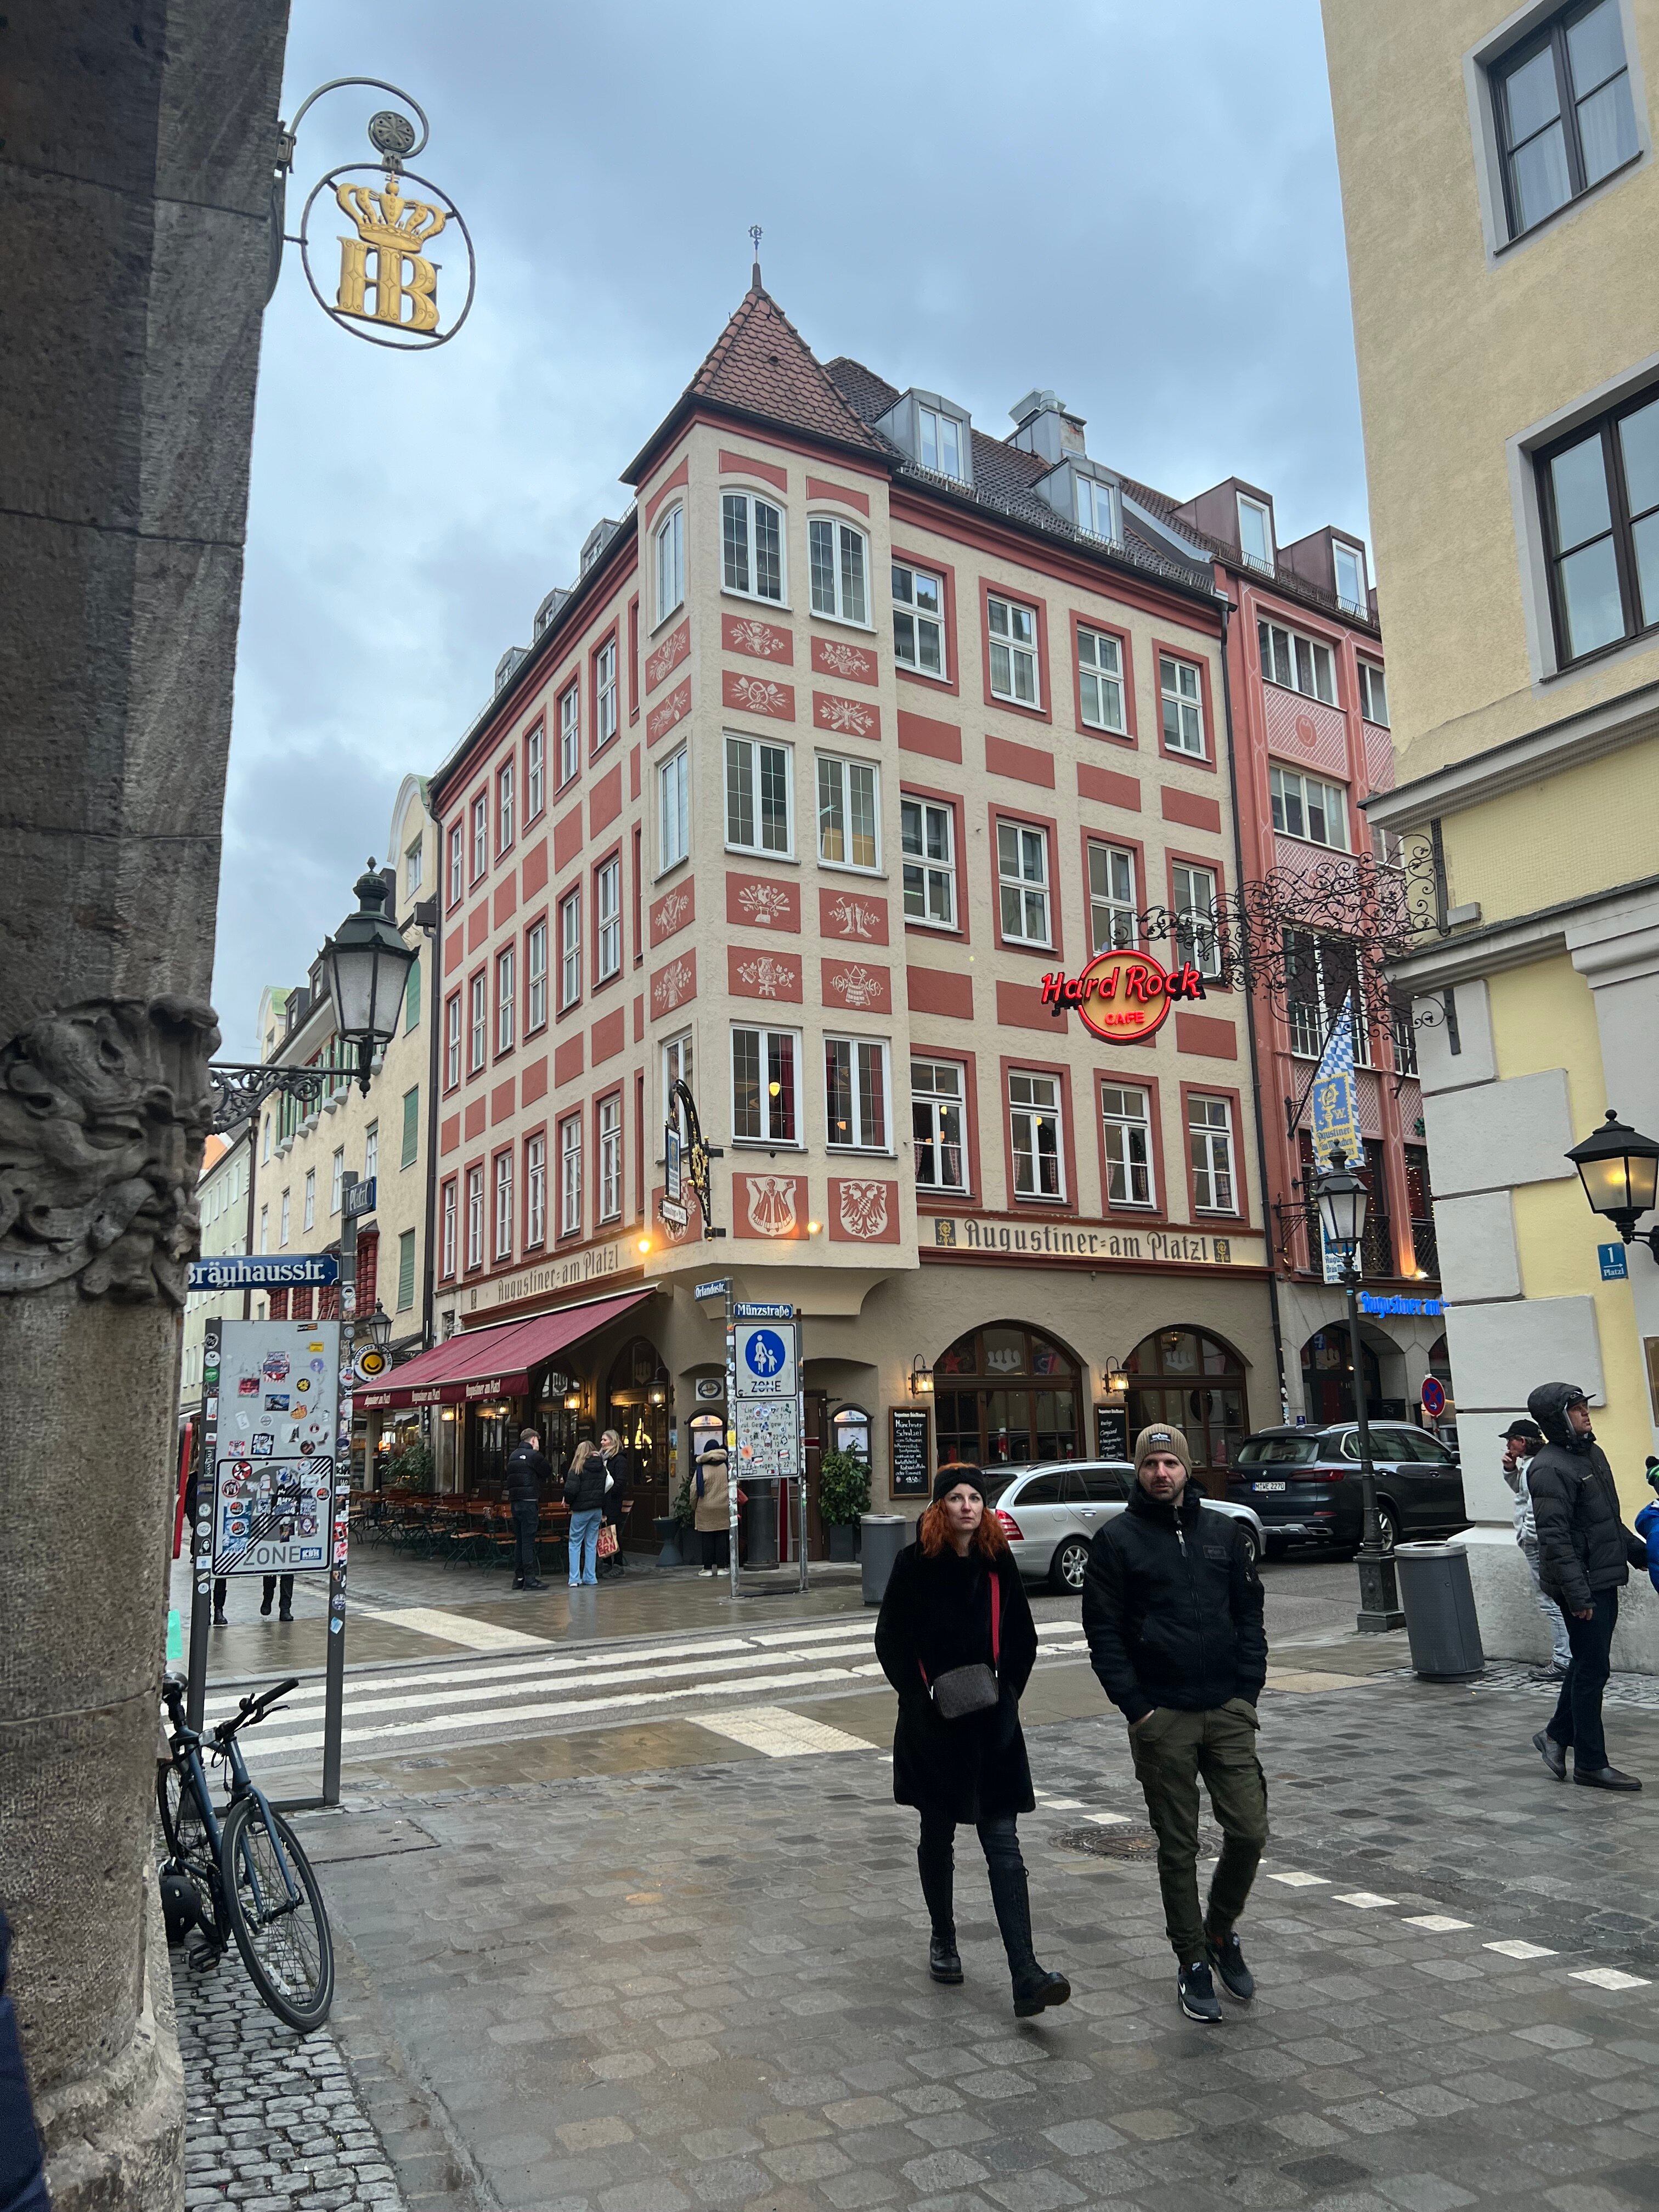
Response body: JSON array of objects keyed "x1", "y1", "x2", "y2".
[
  {"x1": 1238, "y1": 1526, "x2": 1261, "y2": 1569},
  {"x1": 1374, "y1": 1502, "x2": 1399, "y2": 1554},
  {"x1": 1049, "y1": 1538, "x2": 1091, "y2": 1595}
]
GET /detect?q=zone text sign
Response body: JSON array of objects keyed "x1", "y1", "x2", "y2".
[
  {"x1": 735, "y1": 1319, "x2": 798, "y2": 1399},
  {"x1": 202, "y1": 1317, "x2": 341, "y2": 1576}
]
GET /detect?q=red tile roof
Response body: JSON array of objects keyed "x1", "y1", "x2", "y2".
[{"x1": 684, "y1": 287, "x2": 888, "y2": 458}]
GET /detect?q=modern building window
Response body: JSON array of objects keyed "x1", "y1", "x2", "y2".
[
  {"x1": 918, "y1": 405, "x2": 963, "y2": 480},
  {"x1": 364, "y1": 1121, "x2": 378, "y2": 1184},
  {"x1": 731, "y1": 1025, "x2": 798, "y2": 1143},
  {"x1": 1258, "y1": 618, "x2": 1337, "y2": 704},
  {"x1": 1009, "y1": 1071, "x2": 1063, "y2": 1200},
  {"x1": 1358, "y1": 660, "x2": 1389, "y2": 725},
  {"x1": 659, "y1": 746, "x2": 690, "y2": 871},
  {"x1": 558, "y1": 681, "x2": 580, "y2": 784},
  {"x1": 816, "y1": 754, "x2": 878, "y2": 871},
  {"x1": 526, "y1": 1132, "x2": 546, "y2": 1246},
  {"x1": 825, "y1": 1036, "x2": 889, "y2": 1150},
  {"x1": 498, "y1": 758, "x2": 515, "y2": 853},
  {"x1": 1087, "y1": 842, "x2": 1138, "y2": 952},
  {"x1": 559, "y1": 1113, "x2": 583, "y2": 1235},
  {"x1": 1493, "y1": 0, "x2": 1637, "y2": 239},
  {"x1": 331, "y1": 1147, "x2": 344, "y2": 1215},
  {"x1": 494, "y1": 1149, "x2": 514, "y2": 1260},
  {"x1": 441, "y1": 1178, "x2": 456, "y2": 1278},
  {"x1": 912, "y1": 1059, "x2": 967, "y2": 1192},
  {"x1": 302, "y1": 1168, "x2": 315, "y2": 1232},
  {"x1": 404, "y1": 956, "x2": 421, "y2": 1034},
  {"x1": 1159, "y1": 654, "x2": 1206, "y2": 754},
  {"x1": 988, "y1": 595, "x2": 1039, "y2": 706},
  {"x1": 1189, "y1": 1094, "x2": 1237, "y2": 1213},
  {"x1": 901, "y1": 798, "x2": 956, "y2": 927},
  {"x1": 1075, "y1": 475, "x2": 1118, "y2": 541},
  {"x1": 1270, "y1": 765, "x2": 1350, "y2": 850},
  {"x1": 595, "y1": 638, "x2": 618, "y2": 749},
  {"x1": 725, "y1": 733, "x2": 792, "y2": 856},
  {"x1": 1076, "y1": 627, "x2": 1126, "y2": 733},
  {"x1": 560, "y1": 889, "x2": 582, "y2": 1009},
  {"x1": 469, "y1": 973, "x2": 487, "y2": 1071},
  {"x1": 445, "y1": 991, "x2": 461, "y2": 1088},
  {"x1": 405, "y1": 837, "x2": 424, "y2": 894},
  {"x1": 447, "y1": 821, "x2": 463, "y2": 907},
  {"x1": 466, "y1": 1164, "x2": 484, "y2": 1268},
  {"x1": 664, "y1": 1032, "x2": 694, "y2": 1141},
  {"x1": 809, "y1": 517, "x2": 869, "y2": 625},
  {"x1": 997, "y1": 820, "x2": 1051, "y2": 946},
  {"x1": 596, "y1": 857, "x2": 622, "y2": 980},
  {"x1": 893, "y1": 562, "x2": 946, "y2": 676},
  {"x1": 1333, "y1": 540, "x2": 1368, "y2": 615},
  {"x1": 721, "y1": 490, "x2": 785, "y2": 602},
  {"x1": 1173, "y1": 861, "x2": 1222, "y2": 979},
  {"x1": 1237, "y1": 494, "x2": 1274, "y2": 571},
  {"x1": 526, "y1": 724, "x2": 544, "y2": 820},
  {"x1": 279, "y1": 1188, "x2": 291, "y2": 1246},
  {"x1": 401, "y1": 1084, "x2": 420, "y2": 1169},
  {"x1": 397, "y1": 1227, "x2": 416, "y2": 1311},
  {"x1": 597, "y1": 1094, "x2": 622, "y2": 1220},
  {"x1": 1539, "y1": 387, "x2": 1659, "y2": 662},
  {"x1": 655, "y1": 503, "x2": 684, "y2": 623},
  {"x1": 470, "y1": 793, "x2": 488, "y2": 879},
  {"x1": 527, "y1": 919, "x2": 547, "y2": 1031},
  {"x1": 1102, "y1": 1084, "x2": 1155, "y2": 1206}
]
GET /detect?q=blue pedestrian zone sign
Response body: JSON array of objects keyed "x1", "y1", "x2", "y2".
[
  {"x1": 735, "y1": 1319, "x2": 797, "y2": 1399},
  {"x1": 1600, "y1": 1242, "x2": 1630, "y2": 1280},
  {"x1": 745, "y1": 1329, "x2": 787, "y2": 1378}
]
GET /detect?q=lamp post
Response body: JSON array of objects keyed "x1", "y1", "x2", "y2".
[
  {"x1": 1316, "y1": 1148, "x2": 1404, "y2": 1633},
  {"x1": 1567, "y1": 1108, "x2": 1659, "y2": 1259}
]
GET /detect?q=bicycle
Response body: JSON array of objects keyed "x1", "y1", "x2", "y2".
[{"x1": 157, "y1": 1672, "x2": 335, "y2": 2033}]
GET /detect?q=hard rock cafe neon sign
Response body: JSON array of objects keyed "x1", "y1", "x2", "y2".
[{"x1": 1040, "y1": 949, "x2": 1207, "y2": 1044}]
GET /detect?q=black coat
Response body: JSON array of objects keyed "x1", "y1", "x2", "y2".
[
  {"x1": 564, "y1": 1452, "x2": 608, "y2": 1513},
  {"x1": 875, "y1": 1541, "x2": 1037, "y2": 1824},
  {"x1": 1527, "y1": 1384, "x2": 1644, "y2": 1613},
  {"x1": 1080, "y1": 1482, "x2": 1267, "y2": 1724},
  {"x1": 504, "y1": 1441, "x2": 549, "y2": 1508},
  {"x1": 596, "y1": 1448, "x2": 629, "y2": 1524}
]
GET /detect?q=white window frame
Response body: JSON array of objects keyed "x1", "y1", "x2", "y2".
[
  {"x1": 1087, "y1": 841, "x2": 1138, "y2": 953},
  {"x1": 824, "y1": 1035, "x2": 891, "y2": 1153},
  {"x1": 405, "y1": 837, "x2": 424, "y2": 895},
  {"x1": 558, "y1": 681, "x2": 580, "y2": 785},
  {"x1": 469, "y1": 972, "x2": 487, "y2": 1072},
  {"x1": 1101, "y1": 1084, "x2": 1155, "y2": 1208},
  {"x1": 725, "y1": 733, "x2": 794, "y2": 859},
  {"x1": 808, "y1": 515, "x2": 870, "y2": 627},
  {"x1": 302, "y1": 1167, "x2": 315, "y2": 1232},
  {"x1": 900, "y1": 797, "x2": 956, "y2": 928},
  {"x1": 659, "y1": 746, "x2": 690, "y2": 873},
  {"x1": 730, "y1": 1025, "x2": 800, "y2": 1146},
  {"x1": 558, "y1": 1113, "x2": 583, "y2": 1236},
  {"x1": 559, "y1": 889, "x2": 582, "y2": 1009},
  {"x1": 470, "y1": 793, "x2": 488, "y2": 879},
  {"x1": 331, "y1": 1147, "x2": 344, "y2": 1216},
  {"x1": 496, "y1": 943, "x2": 516, "y2": 1051},
  {"x1": 1236, "y1": 494, "x2": 1274, "y2": 572},
  {"x1": 1076, "y1": 626, "x2": 1126, "y2": 734},
  {"x1": 597, "y1": 1094, "x2": 622, "y2": 1221},
  {"x1": 816, "y1": 753, "x2": 879, "y2": 872},
  {"x1": 911, "y1": 1058, "x2": 968, "y2": 1194},
  {"x1": 497, "y1": 758, "x2": 515, "y2": 853},
  {"x1": 279, "y1": 1188, "x2": 291, "y2": 1246},
  {"x1": 1333, "y1": 540, "x2": 1368, "y2": 614},
  {"x1": 1358, "y1": 660, "x2": 1389, "y2": 726},
  {"x1": 997, "y1": 819, "x2": 1052, "y2": 947},
  {"x1": 466, "y1": 1164, "x2": 484, "y2": 1269},
  {"x1": 1189, "y1": 1094, "x2": 1237, "y2": 1215},
  {"x1": 1159, "y1": 654, "x2": 1206, "y2": 757},
  {"x1": 595, "y1": 638, "x2": 618, "y2": 749},
  {"x1": 527, "y1": 919, "x2": 548, "y2": 1031},
  {"x1": 364, "y1": 1122, "x2": 378, "y2": 1183},
  {"x1": 663, "y1": 1032, "x2": 694, "y2": 1146},
  {"x1": 918, "y1": 405, "x2": 963, "y2": 481},
  {"x1": 892, "y1": 561, "x2": 947, "y2": 679},
  {"x1": 441, "y1": 1178, "x2": 456, "y2": 1278},
  {"x1": 526, "y1": 1132, "x2": 546, "y2": 1248},
  {"x1": 444, "y1": 991, "x2": 461, "y2": 1087},
  {"x1": 655, "y1": 503, "x2": 685, "y2": 625},
  {"x1": 1270, "y1": 765, "x2": 1351, "y2": 851},
  {"x1": 1008, "y1": 1071, "x2": 1064, "y2": 1201},
  {"x1": 988, "y1": 595, "x2": 1040, "y2": 707},
  {"x1": 526, "y1": 725, "x2": 544, "y2": 820},
  {"x1": 259, "y1": 1203, "x2": 269, "y2": 1253},
  {"x1": 1257, "y1": 618, "x2": 1337, "y2": 706},
  {"x1": 596, "y1": 857, "x2": 622, "y2": 980},
  {"x1": 447, "y1": 821, "x2": 463, "y2": 908},
  {"x1": 1173, "y1": 861, "x2": 1222, "y2": 980},
  {"x1": 721, "y1": 490, "x2": 786, "y2": 605},
  {"x1": 1075, "y1": 475, "x2": 1118, "y2": 541},
  {"x1": 494, "y1": 1148, "x2": 514, "y2": 1260}
]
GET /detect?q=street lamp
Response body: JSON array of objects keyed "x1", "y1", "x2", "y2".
[
  {"x1": 1567, "y1": 1109, "x2": 1659, "y2": 1258},
  {"x1": 358, "y1": 1301, "x2": 393, "y2": 1355},
  {"x1": 323, "y1": 861, "x2": 419, "y2": 1092},
  {"x1": 1314, "y1": 1147, "x2": 1404, "y2": 1634}
]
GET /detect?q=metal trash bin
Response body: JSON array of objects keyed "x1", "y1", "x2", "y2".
[
  {"x1": 1395, "y1": 1540, "x2": 1485, "y2": 1680},
  {"x1": 860, "y1": 1514, "x2": 909, "y2": 1607}
]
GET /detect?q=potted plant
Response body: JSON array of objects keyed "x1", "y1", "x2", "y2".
[
  {"x1": 387, "y1": 1438, "x2": 434, "y2": 1494},
  {"x1": 653, "y1": 1466, "x2": 695, "y2": 1568},
  {"x1": 818, "y1": 1448, "x2": 871, "y2": 1562}
]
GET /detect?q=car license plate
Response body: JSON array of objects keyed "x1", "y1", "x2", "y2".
[{"x1": 1253, "y1": 1480, "x2": 1287, "y2": 1492}]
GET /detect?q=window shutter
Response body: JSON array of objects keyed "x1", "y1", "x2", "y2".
[
  {"x1": 404, "y1": 956, "x2": 421, "y2": 1031},
  {"x1": 401, "y1": 1087, "x2": 420, "y2": 1168},
  {"x1": 397, "y1": 1229, "x2": 416, "y2": 1312}
]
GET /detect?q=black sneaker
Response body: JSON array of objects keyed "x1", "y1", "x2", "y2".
[
  {"x1": 1178, "y1": 1960, "x2": 1222, "y2": 2023},
  {"x1": 1012, "y1": 1967, "x2": 1071, "y2": 2018},
  {"x1": 929, "y1": 1933, "x2": 963, "y2": 1985},
  {"x1": 1205, "y1": 1931, "x2": 1255, "y2": 2001}
]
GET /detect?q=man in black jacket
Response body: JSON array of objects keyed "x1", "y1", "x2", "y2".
[
  {"x1": 1528, "y1": 1382, "x2": 1647, "y2": 1791},
  {"x1": 1081, "y1": 1423, "x2": 1268, "y2": 2023},
  {"x1": 504, "y1": 1427, "x2": 549, "y2": 1592}
]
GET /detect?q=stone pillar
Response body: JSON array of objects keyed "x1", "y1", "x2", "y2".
[{"x1": 0, "y1": 5, "x2": 290, "y2": 2205}]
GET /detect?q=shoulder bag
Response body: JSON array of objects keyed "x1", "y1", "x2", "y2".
[{"x1": 918, "y1": 1573, "x2": 1002, "y2": 1719}]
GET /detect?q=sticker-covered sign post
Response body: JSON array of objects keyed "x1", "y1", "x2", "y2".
[{"x1": 729, "y1": 1301, "x2": 808, "y2": 1596}]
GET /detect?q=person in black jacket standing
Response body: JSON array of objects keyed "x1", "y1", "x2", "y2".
[
  {"x1": 1081, "y1": 1423, "x2": 1268, "y2": 2023},
  {"x1": 876, "y1": 1466, "x2": 1070, "y2": 2017},
  {"x1": 1528, "y1": 1382, "x2": 1647, "y2": 1791},
  {"x1": 504, "y1": 1427, "x2": 549, "y2": 1592}
]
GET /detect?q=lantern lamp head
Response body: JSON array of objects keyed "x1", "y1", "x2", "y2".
[
  {"x1": 1567, "y1": 1108, "x2": 1659, "y2": 1242},
  {"x1": 322, "y1": 860, "x2": 418, "y2": 1090}
]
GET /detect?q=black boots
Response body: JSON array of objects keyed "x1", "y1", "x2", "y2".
[
  {"x1": 986, "y1": 1849, "x2": 1071, "y2": 2018},
  {"x1": 1534, "y1": 1729, "x2": 1567, "y2": 1780},
  {"x1": 918, "y1": 1833, "x2": 957, "y2": 1984},
  {"x1": 929, "y1": 1933, "x2": 963, "y2": 1984}
]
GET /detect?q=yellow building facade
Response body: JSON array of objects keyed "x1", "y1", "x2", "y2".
[{"x1": 1324, "y1": 0, "x2": 1659, "y2": 1514}]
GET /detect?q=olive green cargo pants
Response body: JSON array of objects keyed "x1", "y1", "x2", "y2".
[{"x1": 1130, "y1": 1699, "x2": 1270, "y2": 1965}]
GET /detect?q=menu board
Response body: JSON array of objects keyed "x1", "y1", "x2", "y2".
[
  {"x1": 890, "y1": 1407, "x2": 931, "y2": 1497},
  {"x1": 1095, "y1": 1406, "x2": 1128, "y2": 1462}
]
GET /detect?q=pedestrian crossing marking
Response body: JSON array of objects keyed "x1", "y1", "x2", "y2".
[
  {"x1": 1266, "y1": 1870, "x2": 1329, "y2": 1888},
  {"x1": 1485, "y1": 1940, "x2": 1555, "y2": 1959},
  {"x1": 1403, "y1": 1914, "x2": 1471, "y2": 1932},
  {"x1": 1333, "y1": 1892, "x2": 1397, "y2": 1908},
  {"x1": 1571, "y1": 1966, "x2": 1650, "y2": 1990},
  {"x1": 698, "y1": 1706, "x2": 878, "y2": 1758},
  {"x1": 357, "y1": 1605, "x2": 551, "y2": 1652}
]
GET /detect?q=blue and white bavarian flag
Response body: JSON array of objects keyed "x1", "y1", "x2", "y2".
[{"x1": 1308, "y1": 992, "x2": 1363, "y2": 1283}]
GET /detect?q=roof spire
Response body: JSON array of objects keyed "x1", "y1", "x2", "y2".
[{"x1": 749, "y1": 223, "x2": 763, "y2": 291}]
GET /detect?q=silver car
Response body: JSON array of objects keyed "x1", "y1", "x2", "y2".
[{"x1": 985, "y1": 1459, "x2": 1266, "y2": 1594}]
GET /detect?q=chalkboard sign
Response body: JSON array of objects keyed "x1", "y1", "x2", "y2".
[
  {"x1": 1094, "y1": 1406, "x2": 1128, "y2": 1462},
  {"x1": 890, "y1": 1407, "x2": 931, "y2": 1497}
]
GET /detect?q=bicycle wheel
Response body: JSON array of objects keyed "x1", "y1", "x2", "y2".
[
  {"x1": 218, "y1": 1795, "x2": 334, "y2": 2031},
  {"x1": 157, "y1": 1762, "x2": 223, "y2": 1944}
]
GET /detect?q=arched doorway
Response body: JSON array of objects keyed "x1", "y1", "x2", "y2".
[
  {"x1": 606, "y1": 1336, "x2": 673, "y2": 1536},
  {"x1": 1300, "y1": 1326, "x2": 1383, "y2": 1426},
  {"x1": 1125, "y1": 1328, "x2": 1249, "y2": 1495},
  {"x1": 934, "y1": 1323, "x2": 1082, "y2": 1469}
]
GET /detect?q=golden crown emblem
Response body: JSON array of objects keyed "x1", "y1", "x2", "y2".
[{"x1": 335, "y1": 174, "x2": 448, "y2": 253}]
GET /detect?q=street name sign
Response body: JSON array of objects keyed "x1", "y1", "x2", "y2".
[{"x1": 188, "y1": 1253, "x2": 339, "y2": 1291}]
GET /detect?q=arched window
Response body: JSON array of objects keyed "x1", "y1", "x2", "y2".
[
  {"x1": 1125, "y1": 1328, "x2": 1249, "y2": 1489},
  {"x1": 933, "y1": 1322, "x2": 1081, "y2": 1469},
  {"x1": 655, "y1": 504, "x2": 684, "y2": 624},
  {"x1": 808, "y1": 515, "x2": 870, "y2": 625}
]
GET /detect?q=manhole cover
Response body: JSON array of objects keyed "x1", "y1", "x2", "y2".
[{"x1": 1052, "y1": 1824, "x2": 1157, "y2": 1859}]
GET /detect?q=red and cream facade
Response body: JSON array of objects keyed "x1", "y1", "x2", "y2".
[{"x1": 420, "y1": 284, "x2": 1279, "y2": 1535}]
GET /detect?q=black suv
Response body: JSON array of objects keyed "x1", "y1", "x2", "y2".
[{"x1": 1226, "y1": 1423, "x2": 1467, "y2": 1556}]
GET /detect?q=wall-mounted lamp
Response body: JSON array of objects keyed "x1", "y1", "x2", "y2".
[
  {"x1": 1102, "y1": 1357, "x2": 1130, "y2": 1395},
  {"x1": 909, "y1": 1355, "x2": 934, "y2": 1397},
  {"x1": 650, "y1": 1386, "x2": 667, "y2": 1407},
  {"x1": 637, "y1": 1235, "x2": 652, "y2": 1255},
  {"x1": 563, "y1": 1390, "x2": 582, "y2": 1413},
  {"x1": 1567, "y1": 1108, "x2": 1659, "y2": 1259},
  {"x1": 808, "y1": 1218, "x2": 822, "y2": 1234}
]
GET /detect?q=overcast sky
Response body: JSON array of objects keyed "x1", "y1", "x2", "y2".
[{"x1": 214, "y1": 0, "x2": 1362, "y2": 1057}]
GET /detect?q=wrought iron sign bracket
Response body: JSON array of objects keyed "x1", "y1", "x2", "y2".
[
  {"x1": 669, "y1": 1079, "x2": 726, "y2": 1240},
  {"x1": 205, "y1": 1061, "x2": 346, "y2": 1136}
]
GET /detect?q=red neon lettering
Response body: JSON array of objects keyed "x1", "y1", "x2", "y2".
[
  {"x1": 1040, "y1": 972, "x2": 1063, "y2": 1006},
  {"x1": 1122, "y1": 962, "x2": 1161, "y2": 1004}
]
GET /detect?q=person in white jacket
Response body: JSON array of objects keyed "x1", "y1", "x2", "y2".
[{"x1": 1503, "y1": 1418, "x2": 1570, "y2": 1680}]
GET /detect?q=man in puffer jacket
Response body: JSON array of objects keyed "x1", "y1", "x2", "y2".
[{"x1": 1528, "y1": 1382, "x2": 1648, "y2": 1791}]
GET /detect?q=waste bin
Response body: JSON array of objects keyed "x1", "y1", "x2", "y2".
[
  {"x1": 1395, "y1": 1540, "x2": 1485, "y2": 1680},
  {"x1": 860, "y1": 1514, "x2": 908, "y2": 1606}
]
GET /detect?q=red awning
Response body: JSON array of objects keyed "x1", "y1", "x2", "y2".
[{"x1": 357, "y1": 1289, "x2": 652, "y2": 1409}]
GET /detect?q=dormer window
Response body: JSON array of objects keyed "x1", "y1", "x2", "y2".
[
  {"x1": 1333, "y1": 540, "x2": 1368, "y2": 616},
  {"x1": 1076, "y1": 475, "x2": 1118, "y2": 542},
  {"x1": 1237, "y1": 495, "x2": 1274, "y2": 572},
  {"x1": 919, "y1": 407, "x2": 962, "y2": 481}
]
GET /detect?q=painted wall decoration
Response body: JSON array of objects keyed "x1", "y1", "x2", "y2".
[
  {"x1": 646, "y1": 676, "x2": 691, "y2": 746},
  {"x1": 812, "y1": 692, "x2": 881, "y2": 740},
  {"x1": 828, "y1": 1177, "x2": 900, "y2": 1243},
  {"x1": 729, "y1": 946, "x2": 803, "y2": 1002},
  {"x1": 734, "y1": 1173, "x2": 809, "y2": 1240},
  {"x1": 819, "y1": 888, "x2": 888, "y2": 943},
  {"x1": 721, "y1": 671, "x2": 795, "y2": 720},
  {"x1": 822, "y1": 959, "x2": 891, "y2": 1013},
  {"x1": 811, "y1": 636, "x2": 878, "y2": 686},
  {"x1": 650, "y1": 880, "x2": 695, "y2": 946},
  {"x1": 727, "y1": 873, "x2": 800, "y2": 932},
  {"x1": 645, "y1": 620, "x2": 690, "y2": 692},
  {"x1": 723, "y1": 613, "x2": 793, "y2": 663},
  {"x1": 650, "y1": 950, "x2": 697, "y2": 1016}
]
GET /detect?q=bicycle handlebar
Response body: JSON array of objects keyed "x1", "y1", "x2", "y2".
[{"x1": 214, "y1": 1675, "x2": 300, "y2": 1743}]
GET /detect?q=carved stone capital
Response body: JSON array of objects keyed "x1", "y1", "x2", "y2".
[{"x1": 0, "y1": 996, "x2": 219, "y2": 1305}]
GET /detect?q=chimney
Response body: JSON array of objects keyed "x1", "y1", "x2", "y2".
[{"x1": 1008, "y1": 389, "x2": 1088, "y2": 467}]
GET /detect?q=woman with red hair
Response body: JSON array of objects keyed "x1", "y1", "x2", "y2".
[{"x1": 876, "y1": 1465, "x2": 1069, "y2": 2017}]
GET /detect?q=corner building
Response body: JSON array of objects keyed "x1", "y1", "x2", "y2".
[{"x1": 412, "y1": 279, "x2": 1278, "y2": 1544}]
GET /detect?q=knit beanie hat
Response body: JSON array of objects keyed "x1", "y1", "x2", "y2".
[
  {"x1": 933, "y1": 1463, "x2": 988, "y2": 1504},
  {"x1": 1133, "y1": 1424, "x2": 1193, "y2": 1475}
]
